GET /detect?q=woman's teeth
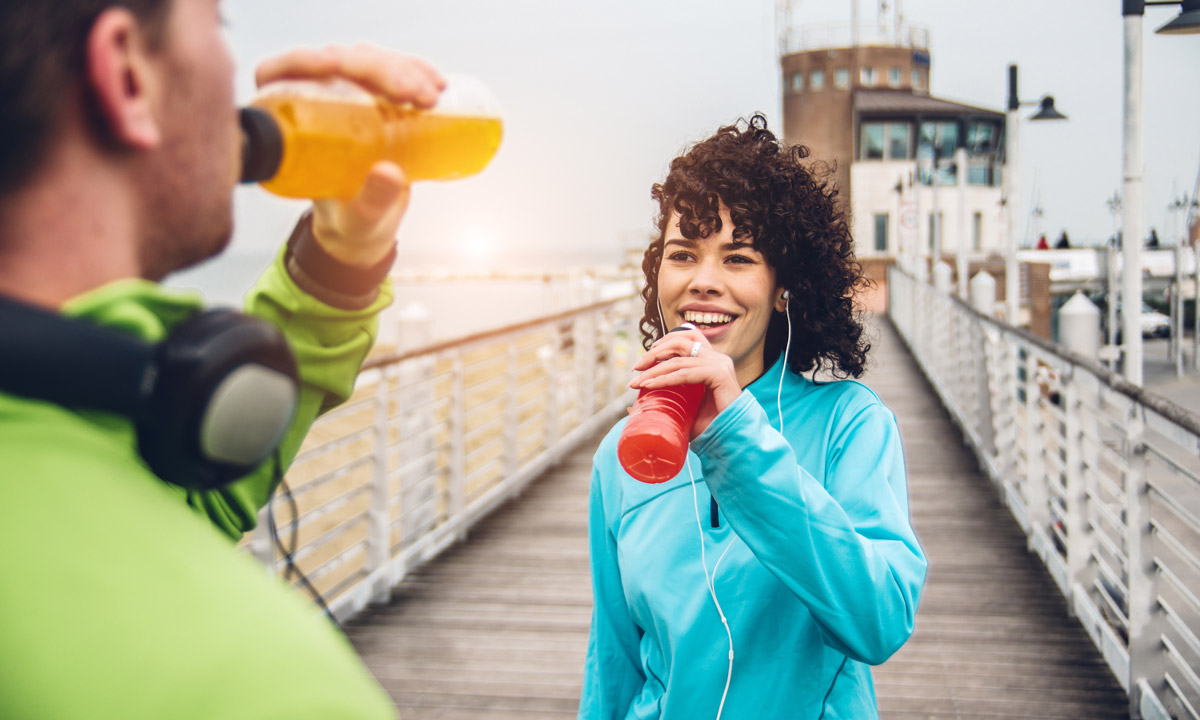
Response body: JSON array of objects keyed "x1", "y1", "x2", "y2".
[{"x1": 683, "y1": 311, "x2": 734, "y2": 326}]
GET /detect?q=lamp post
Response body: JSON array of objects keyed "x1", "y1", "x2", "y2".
[
  {"x1": 1003, "y1": 64, "x2": 1067, "y2": 326},
  {"x1": 1121, "y1": 0, "x2": 1200, "y2": 386},
  {"x1": 1105, "y1": 191, "x2": 1122, "y2": 360}
]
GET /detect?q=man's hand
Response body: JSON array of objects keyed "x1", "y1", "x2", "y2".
[{"x1": 255, "y1": 45, "x2": 446, "y2": 268}]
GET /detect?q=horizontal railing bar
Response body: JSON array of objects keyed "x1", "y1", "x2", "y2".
[
  {"x1": 1162, "y1": 673, "x2": 1200, "y2": 720},
  {"x1": 1091, "y1": 577, "x2": 1130, "y2": 630},
  {"x1": 1158, "y1": 563, "x2": 1200, "y2": 622},
  {"x1": 1149, "y1": 485, "x2": 1200, "y2": 543},
  {"x1": 292, "y1": 426, "x2": 373, "y2": 466},
  {"x1": 364, "y1": 295, "x2": 636, "y2": 370},
  {"x1": 1161, "y1": 636, "x2": 1200, "y2": 710},
  {"x1": 287, "y1": 455, "x2": 374, "y2": 498},
  {"x1": 1159, "y1": 596, "x2": 1200, "y2": 667}
]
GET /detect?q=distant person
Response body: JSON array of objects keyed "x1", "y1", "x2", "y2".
[
  {"x1": 1037, "y1": 234, "x2": 1050, "y2": 249},
  {"x1": 577, "y1": 115, "x2": 926, "y2": 719},
  {"x1": 1148, "y1": 228, "x2": 1160, "y2": 247},
  {"x1": 1055, "y1": 231, "x2": 1071, "y2": 249},
  {"x1": 0, "y1": 1, "x2": 445, "y2": 718}
]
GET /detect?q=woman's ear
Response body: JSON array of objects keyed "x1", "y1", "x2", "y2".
[{"x1": 775, "y1": 289, "x2": 790, "y2": 313}]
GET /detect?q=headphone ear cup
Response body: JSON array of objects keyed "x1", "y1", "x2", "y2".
[{"x1": 138, "y1": 310, "x2": 299, "y2": 490}]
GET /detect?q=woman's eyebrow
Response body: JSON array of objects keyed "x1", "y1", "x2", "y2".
[{"x1": 663, "y1": 238, "x2": 697, "y2": 248}]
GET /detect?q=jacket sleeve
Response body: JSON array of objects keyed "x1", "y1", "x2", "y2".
[
  {"x1": 578, "y1": 460, "x2": 644, "y2": 719},
  {"x1": 186, "y1": 215, "x2": 394, "y2": 540},
  {"x1": 691, "y1": 390, "x2": 926, "y2": 665}
]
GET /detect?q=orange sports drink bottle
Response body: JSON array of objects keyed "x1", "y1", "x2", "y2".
[
  {"x1": 238, "y1": 74, "x2": 503, "y2": 198},
  {"x1": 617, "y1": 326, "x2": 705, "y2": 484}
]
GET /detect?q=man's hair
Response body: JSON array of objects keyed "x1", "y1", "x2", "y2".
[{"x1": 0, "y1": 1, "x2": 171, "y2": 195}]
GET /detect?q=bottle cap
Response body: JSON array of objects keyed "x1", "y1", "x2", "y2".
[{"x1": 238, "y1": 107, "x2": 283, "y2": 184}]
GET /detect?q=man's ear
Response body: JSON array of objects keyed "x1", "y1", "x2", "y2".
[{"x1": 84, "y1": 8, "x2": 162, "y2": 150}]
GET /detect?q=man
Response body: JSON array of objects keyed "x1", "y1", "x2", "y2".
[{"x1": 0, "y1": 1, "x2": 441, "y2": 716}]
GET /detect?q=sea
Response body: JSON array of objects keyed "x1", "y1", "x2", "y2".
[{"x1": 166, "y1": 249, "x2": 640, "y2": 350}]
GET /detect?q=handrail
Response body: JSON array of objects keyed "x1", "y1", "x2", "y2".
[
  {"x1": 246, "y1": 293, "x2": 641, "y2": 625},
  {"x1": 889, "y1": 266, "x2": 1200, "y2": 720}
]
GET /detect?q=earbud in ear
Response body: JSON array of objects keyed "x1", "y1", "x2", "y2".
[{"x1": 782, "y1": 291, "x2": 790, "y2": 300}]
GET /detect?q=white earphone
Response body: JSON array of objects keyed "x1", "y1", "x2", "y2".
[{"x1": 672, "y1": 288, "x2": 792, "y2": 720}]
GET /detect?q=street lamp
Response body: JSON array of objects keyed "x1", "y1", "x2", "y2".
[
  {"x1": 1003, "y1": 64, "x2": 1068, "y2": 326},
  {"x1": 1120, "y1": 0, "x2": 1200, "y2": 386}
]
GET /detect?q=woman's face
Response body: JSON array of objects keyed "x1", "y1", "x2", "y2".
[{"x1": 657, "y1": 205, "x2": 783, "y2": 387}]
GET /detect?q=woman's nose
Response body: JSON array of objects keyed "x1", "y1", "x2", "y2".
[{"x1": 687, "y1": 258, "x2": 723, "y2": 295}]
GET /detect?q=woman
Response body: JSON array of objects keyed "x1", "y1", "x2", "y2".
[{"x1": 578, "y1": 115, "x2": 926, "y2": 720}]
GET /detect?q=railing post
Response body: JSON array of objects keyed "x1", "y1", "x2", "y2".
[
  {"x1": 1022, "y1": 348, "x2": 1049, "y2": 549},
  {"x1": 578, "y1": 314, "x2": 596, "y2": 418},
  {"x1": 1061, "y1": 368, "x2": 1090, "y2": 610},
  {"x1": 251, "y1": 504, "x2": 275, "y2": 570},
  {"x1": 365, "y1": 367, "x2": 392, "y2": 605},
  {"x1": 504, "y1": 339, "x2": 519, "y2": 478},
  {"x1": 1124, "y1": 404, "x2": 1163, "y2": 718},
  {"x1": 546, "y1": 324, "x2": 561, "y2": 449},
  {"x1": 448, "y1": 351, "x2": 466, "y2": 523}
]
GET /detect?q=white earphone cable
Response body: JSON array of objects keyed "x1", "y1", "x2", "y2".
[{"x1": 687, "y1": 456, "x2": 735, "y2": 720}]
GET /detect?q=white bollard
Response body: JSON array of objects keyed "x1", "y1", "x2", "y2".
[
  {"x1": 1059, "y1": 291, "x2": 1101, "y2": 361},
  {"x1": 932, "y1": 261, "x2": 953, "y2": 294},
  {"x1": 970, "y1": 271, "x2": 997, "y2": 316}
]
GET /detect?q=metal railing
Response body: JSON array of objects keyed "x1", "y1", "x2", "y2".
[
  {"x1": 778, "y1": 22, "x2": 931, "y2": 55},
  {"x1": 244, "y1": 294, "x2": 640, "y2": 625},
  {"x1": 889, "y1": 266, "x2": 1200, "y2": 720}
]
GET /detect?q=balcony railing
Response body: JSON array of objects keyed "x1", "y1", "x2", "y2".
[
  {"x1": 889, "y1": 266, "x2": 1200, "y2": 720},
  {"x1": 243, "y1": 294, "x2": 640, "y2": 625}
]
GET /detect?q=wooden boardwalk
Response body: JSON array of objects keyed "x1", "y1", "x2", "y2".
[{"x1": 345, "y1": 316, "x2": 1128, "y2": 719}]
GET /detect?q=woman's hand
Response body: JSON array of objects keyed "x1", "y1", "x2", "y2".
[
  {"x1": 630, "y1": 327, "x2": 743, "y2": 439},
  {"x1": 255, "y1": 45, "x2": 446, "y2": 268}
]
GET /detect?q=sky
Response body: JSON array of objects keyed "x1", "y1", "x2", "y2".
[{"x1": 211, "y1": 0, "x2": 1200, "y2": 272}]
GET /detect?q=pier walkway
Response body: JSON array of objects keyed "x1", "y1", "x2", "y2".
[{"x1": 343, "y1": 316, "x2": 1129, "y2": 719}]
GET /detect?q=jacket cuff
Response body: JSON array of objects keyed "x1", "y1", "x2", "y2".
[{"x1": 283, "y1": 211, "x2": 396, "y2": 310}]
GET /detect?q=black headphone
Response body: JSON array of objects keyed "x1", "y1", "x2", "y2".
[{"x1": 0, "y1": 294, "x2": 300, "y2": 490}]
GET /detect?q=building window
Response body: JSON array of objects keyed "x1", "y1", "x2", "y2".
[
  {"x1": 790, "y1": 72, "x2": 804, "y2": 93},
  {"x1": 966, "y1": 120, "x2": 1001, "y2": 186},
  {"x1": 888, "y1": 67, "x2": 902, "y2": 88},
  {"x1": 918, "y1": 121, "x2": 959, "y2": 184},
  {"x1": 889, "y1": 122, "x2": 912, "y2": 160},
  {"x1": 972, "y1": 212, "x2": 983, "y2": 251},
  {"x1": 860, "y1": 67, "x2": 877, "y2": 87},
  {"x1": 874, "y1": 213, "x2": 889, "y2": 252},
  {"x1": 859, "y1": 121, "x2": 912, "y2": 161},
  {"x1": 929, "y1": 211, "x2": 942, "y2": 252},
  {"x1": 810, "y1": 69, "x2": 825, "y2": 91},
  {"x1": 834, "y1": 68, "x2": 849, "y2": 89},
  {"x1": 861, "y1": 123, "x2": 885, "y2": 160},
  {"x1": 911, "y1": 69, "x2": 923, "y2": 90}
]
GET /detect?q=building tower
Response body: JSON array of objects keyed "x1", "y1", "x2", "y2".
[{"x1": 778, "y1": 1, "x2": 1007, "y2": 263}]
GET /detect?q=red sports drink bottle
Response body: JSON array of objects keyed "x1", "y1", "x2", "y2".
[{"x1": 617, "y1": 326, "x2": 705, "y2": 483}]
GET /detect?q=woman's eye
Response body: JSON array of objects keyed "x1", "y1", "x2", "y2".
[
  {"x1": 667, "y1": 251, "x2": 693, "y2": 262},
  {"x1": 726, "y1": 255, "x2": 754, "y2": 264}
]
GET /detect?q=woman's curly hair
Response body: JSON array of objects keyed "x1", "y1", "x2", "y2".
[{"x1": 640, "y1": 113, "x2": 871, "y2": 379}]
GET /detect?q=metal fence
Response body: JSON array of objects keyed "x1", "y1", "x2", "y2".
[
  {"x1": 889, "y1": 266, "x2": 1200, "y2": 720},
  {"x1": 243, "y1": 294, "x2": 640, "y2": 625}
]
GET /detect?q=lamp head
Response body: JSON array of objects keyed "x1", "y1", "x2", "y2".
[
  {"x1": 1030, "y1": 95, "x2": 1067, "y2": 121},
  {"x1": 1156, "y1": 0, "x2": 1200, "y2": 34}
]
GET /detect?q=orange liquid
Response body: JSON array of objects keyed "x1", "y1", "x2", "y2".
[{"x1": 252, "y1": 93, "x2": 503, "y2": 199}]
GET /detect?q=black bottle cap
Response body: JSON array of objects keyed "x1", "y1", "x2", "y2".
[{"x1": 238, "y1": 107, "x2": 283, "y2": 184}]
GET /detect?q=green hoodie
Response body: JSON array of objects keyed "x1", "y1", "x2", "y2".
[{"x1": 0, "y1": 238, "x2": 398, "y2": 718}]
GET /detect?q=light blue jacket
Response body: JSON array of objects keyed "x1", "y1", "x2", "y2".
[{"x1": 578, "y1": 355, "x2": 926, "y2": 719}]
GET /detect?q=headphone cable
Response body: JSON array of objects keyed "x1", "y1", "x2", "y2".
[{"x1": 266, "y1": 451, "x2": 335, "y2": 623}]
